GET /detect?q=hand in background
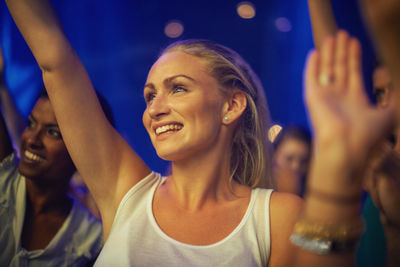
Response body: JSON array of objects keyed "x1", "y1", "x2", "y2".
[{"x1": 305, "y1": 31, "x2": 395, "y2": 185}]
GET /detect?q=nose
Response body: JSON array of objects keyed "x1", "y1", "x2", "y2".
[
  {"x1": 147, "y1": 94, "x2": 170, "y2": 119},
  {"x1": 289, "y1": 160, "x2": 301, "y2": 174},
  {"x1": 26, "y1": 128, "x2": 44, "y2": 150}
]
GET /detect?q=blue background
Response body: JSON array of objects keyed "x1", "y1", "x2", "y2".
[{"x1": 0, "y1": 0, "x2": 376, "y2": 174}]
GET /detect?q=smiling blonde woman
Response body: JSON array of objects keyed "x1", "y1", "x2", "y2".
[{"x1": 5, "y1": 0, "x2": 389, "y2": 266}]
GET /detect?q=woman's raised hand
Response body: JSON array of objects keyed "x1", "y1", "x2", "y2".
[{"x1": 305, "y1": 31, "x2": 395, "y2": 180}]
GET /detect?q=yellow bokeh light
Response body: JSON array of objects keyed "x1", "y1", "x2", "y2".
[
  {"x1": 237, "y1": 2, "x2": 256, "y2": 19},
  {"x1": 268, "y1": 124, "x2": 282, "y2": 143}
]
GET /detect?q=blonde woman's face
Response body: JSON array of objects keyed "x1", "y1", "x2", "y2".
[{"x1": 142, "y1": 51, "x2": 228, "y2": 161}]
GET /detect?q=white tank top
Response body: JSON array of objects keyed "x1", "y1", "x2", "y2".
[{"x1": 95, "y1": 172, "x2": 273, "y2": 267}]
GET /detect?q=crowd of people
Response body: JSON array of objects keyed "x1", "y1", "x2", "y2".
[{"x1": 1, "y1": 0, "x2": 400, "y2": 266}]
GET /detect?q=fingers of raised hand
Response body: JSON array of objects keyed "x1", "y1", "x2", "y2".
[
  {"x1": 319, "y1": 36, "x2": 335, "y2": 87},
  {"x1": 305, "y1": 50, "x2": 319, "y2": 91},
  {"x1": 333, "y1": 31, "x2": 349, "y2": 90},
  {"x1": 315, "y1": 31, "x2": 367, "y2": 101},
  {"x1": 348, "y1": 37, "x2": 367, "y2": 101}
]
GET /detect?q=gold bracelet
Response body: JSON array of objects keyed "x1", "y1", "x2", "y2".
[
  {"x1": 294, "y1": 218, "x2": 365, "y2": 242},
  {"x1": 290, "y1": 218, "x2": 365, "y2": 254}
]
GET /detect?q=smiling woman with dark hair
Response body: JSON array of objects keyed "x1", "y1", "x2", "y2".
[{"x1": 0, "y1": 95, "x2": 103, "y2": 266}]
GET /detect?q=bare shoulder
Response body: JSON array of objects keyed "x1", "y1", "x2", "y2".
[
  {"x1": 269, "y1": 192, "x2": 303, "y2": 267},
  {"x1": 270, "y1": 191, "x2": 303, "y2": 217},
  {"x1": 270, "y1": 192, "x2": 302, "y2": 240}
]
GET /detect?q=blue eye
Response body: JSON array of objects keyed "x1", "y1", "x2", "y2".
[
  {"x1": 145, "y1": 93, "x2": 156, "y2": 103},
  {"x1": 173, "y1": 84, "x2": 187, "y2": 93}
]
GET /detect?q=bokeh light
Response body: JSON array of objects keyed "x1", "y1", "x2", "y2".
[
  {"x1": 275, "y1": 17, "x2": 292, "y2": 32},
  {"x1": 268, "y1": 124, "x2": 282, "y2": 143},
  {"x1": 237, "y1": 2, "x2": 256, "y2": 19},
  {"x1": 164, "y1": 20, "x2": 184, "y2": 38}
]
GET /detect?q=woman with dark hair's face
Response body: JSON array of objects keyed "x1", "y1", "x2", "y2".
[
  {"x1": 19, "y1": 97, "x2": 75, "y2": 184},
  {"x1": 273, "y1": 134, "x2": 311, "y2": 196},
  {"x1": 274, "y1": 136, "x2": 311, "y2": 179}
]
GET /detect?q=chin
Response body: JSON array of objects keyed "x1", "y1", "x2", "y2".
[
  {"x1": 155, "y1": 147, "x2": 190, "y2": 162},
  {"x1": 157, "y1": 151, "x2": 180, "y2": 162},
  {"x1": 18, "y1": 164, "x2": 42, "y2": 179}
]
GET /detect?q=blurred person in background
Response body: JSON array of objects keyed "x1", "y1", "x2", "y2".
[{"x1": 272, "y1": 125, "x2": 312, "y2": 197}]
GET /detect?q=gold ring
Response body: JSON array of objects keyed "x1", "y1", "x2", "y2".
[{"x1": 319, "y1": 74, "x2": 333, "y2": 86}]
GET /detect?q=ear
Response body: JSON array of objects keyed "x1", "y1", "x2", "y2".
[{"x1": 222, "y1": 91, "x2": 247, "y2": 125}]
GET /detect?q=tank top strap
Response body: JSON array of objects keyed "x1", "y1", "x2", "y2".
[{"x1": 253, "y1": 188, "x2": 273, "y2": 266}]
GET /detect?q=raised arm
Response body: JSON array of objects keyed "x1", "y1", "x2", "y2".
[
  {"x1": 5, "y1": 0, "x2": 150, "y2": 238},
  {"x1": 308, "y1": 0, "x2": 338, "y2": 49},
  {"x1": 0, "y1": 48, "x2": 25, "y2": 149},
  {"x1": 292, "y1": 31, "x2": 395, "y2": 266},
  {"x1": 359, "y1": 0, "x2": 400, "y2": 108}
]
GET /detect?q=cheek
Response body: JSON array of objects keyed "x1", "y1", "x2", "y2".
[
  {"x1": 51, "y1": 144, "x2": 70, "y2": 160},
  {"x1": 20, "y1": 130, "x2": 29, "y2": 144},
  {"x1": 46, "y1": 142, "x2": 74, "y2": 169},
  {"x1": 274, "y1": 153, "x2": 288, "y2": 166},
  {"x1": 195, "y1": 98, "x2": 223, "y2": 122},
  {"x1": 142, "y1": 110, "x2": 151, "y2": 132}
]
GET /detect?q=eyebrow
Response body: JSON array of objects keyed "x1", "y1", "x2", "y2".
[
  {"x1": 144, "y1": 74, "x2": 196, "y2": 91},
  {"x1": 28, "y1": 115, "x2": 59, "y2": 128}
]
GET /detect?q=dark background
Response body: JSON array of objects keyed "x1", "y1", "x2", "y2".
[{"x1": 0, "y1": 0, "x2": 377, "y2": 174}]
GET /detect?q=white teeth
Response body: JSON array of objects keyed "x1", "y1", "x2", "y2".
[
  {"x1": 155, "y1": 124, "x2": 182, "y2": 135},
  {"x1": 24, "y1": 150, "x2": 45, "y2": 163}
]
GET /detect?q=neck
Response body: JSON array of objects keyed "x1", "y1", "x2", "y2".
[
  {"x1": 25, "y1": 177, "x2": 72, "y2": 216},
  {"x1": 165, "y1": 138, "x2": 247, "y2": 211}
]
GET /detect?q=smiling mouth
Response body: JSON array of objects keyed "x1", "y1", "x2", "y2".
[
  {"x1": 24, "y1": 150, "x2": 45, "y2": 163},
  {"x1": 155, "y1": 124, "x2": 183, "y2": 135}
]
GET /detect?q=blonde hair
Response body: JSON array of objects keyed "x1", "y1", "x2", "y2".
[{"x1": 161, "y1": 40, "x2": 273, "y2": 188}]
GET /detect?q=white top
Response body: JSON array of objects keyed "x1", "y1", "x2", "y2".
[
  {"x1": 95, "y1": 172, "x2": 273, "y2": 267},
  {"x1": 0, "y1": 153, "x2": 103, "y2": 267}
]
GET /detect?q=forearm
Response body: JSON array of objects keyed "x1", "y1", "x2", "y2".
[
  {"x1": 5, "y1": 0, "x2": 73, "y2": 71},
  {"x1": 308, "y1": 0, "x2": 338, "y2": 49},
  {"x1": 371, "y1": 35, "x2": 400, "y2": 94},
  {"x1": 0, "y1": 89, "x2": 25, "y2": 148},
  {"x1": 292, "y1": 142, "x2": 364, "y2": 266},
  {"x1": 0, "y1": 66, "x2": 21, "y2": 152},
  {"x1": 359, "y1": 1, "x2": 400, "y2": 99}
]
